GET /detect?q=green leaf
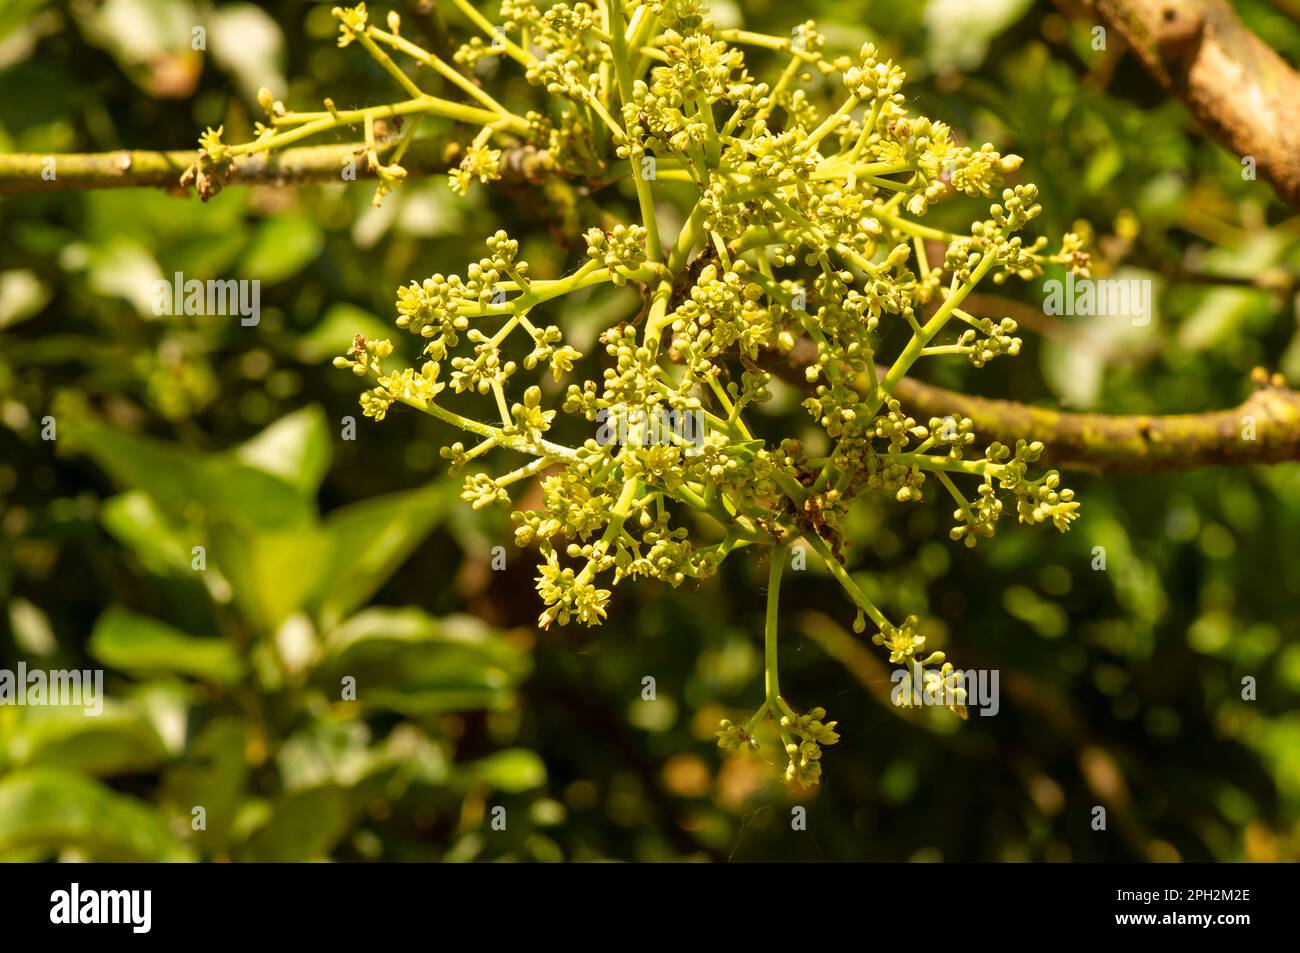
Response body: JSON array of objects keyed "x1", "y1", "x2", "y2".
[
  {"x1": 208, "y1": 525, "x2": 330, "y2": 632},
  {"x1": 67, "y1": 415, "x2": 315, "y2": 531},
  {"x1": 101, "y1": 491, "x2": 196, "y2": 578},
  {"x1": 1038, "y1": 267, "x2": 1162, "y2": 409},
  {"x1": 90, "y1": 608, "x2": 244, "y2": 685},
  {"x1": 0, "y1": 768, "x2": 192, "y2": 861},
  {"x1": 8, "y1": 598, "x2": 56, "y2": 656},
  {"x1": 6, "y1": 706, "x2": 170, "y2": 777},
  {"x1": 84, "y1": 235, "x2": 163, "y2": 318},
  {"x1": 84, "y1": 184, "x2": 249, "y2": 259},
  {"x1": 234, "y1": 405, "x2": 331, "y2": 499},
  {"x1": 1177, "y1": 287, "x2": 1267, "y2": 353},
  {"x1": 276, "y1": 721, "x2": 378, "y2": 792},
  {"x1": 463, "y1": 749, "x2": 547, "y2": 794},
  {"x1": 276, "y1": 722, "x2": 449, "y2": 798},
  {"x1": 1177, "y1": 234, "x2": 1284, "y2": 352},
  {"x1": 236, "y1": 785, "x2": 354, "y2": 862},
  {"x1": 238, "y1": 214, "x2": 323, "y2": 285},
  {"x1": 0, "y1": 270, "x2": 50, "y2": 329},
  {"x1": 208, "y1": 3, "x2": 286, "y2": 103},
  {"x1": 313, "y1": 481, "x2": 459, "y2": 629},
  {"x1": 925, "y1": 0, "x2": 1034, "y2": 72},
  {"x1": 79, "y1": 0, "x2": 203, "y2": 97},
  {"x1": 317, "y1": 608, "x2": 527, "y2": 714},
  {"x1": 0, "y1": 0, "x2": 48, "y2": 46},
  {"x1": 161, "y1": 719, "x2": 247, "y2": 855},
  {"x1": 296, "y1": 302, "x2": 403, "y2": 366}
]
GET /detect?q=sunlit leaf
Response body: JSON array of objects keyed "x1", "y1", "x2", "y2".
[
  {"x1": 208, "y1": 3, "x2": 286, "y2": 102},
  {"x1": 67, "y1": 415, "x2": 315, "y2": 532},
  {"x1": 101, "y1": 491, "x2": 197, "y2": 578},
  {"x1": 462, "y1": 749, "x2": 546, "y2": 794},
  {"x1": 316, "y1": 608, "x2": 527, "y2": 714},
  {"x1": 296, "y1": 302, "x2": 402, "y2": 366},
  {"x1": 0, "y1": 768, "x2": 192, "y2": 861},
  {"x1": 238, "y1": 215, "x2": 323, "y2": 285},
  {"x1": 6, "y1": 705, "x2": 170, "y2": 777},
  {"x1": 312, "y1": 482, "x2": 459, "y2": 628},
  {"x1": 90, "y1": 608, "x2": 244, "y2": 685},
  {"x1": 208, "y1": 525, "x2": 330, "y2": 632},
  {"x1": 234, "y1": 404, "x2": 331, "y2": 498},
  {"x1": 236, "y1": 785, "x2": 354, "y2": 862},
  {"x1": 161, "y1": 719, "x2": 246, "y2": 856}
]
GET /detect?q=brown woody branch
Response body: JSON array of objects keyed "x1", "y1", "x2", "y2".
[
  {"x1": 1085, "y1": 0, "x2": 1300, "y2": 207},
  {"x1": 775, "y1": 340, "x2": 1300, "y2": 471}
]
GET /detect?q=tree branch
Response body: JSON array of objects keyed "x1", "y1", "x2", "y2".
[
  {"x1": 0, "y1": 138, "x2": 552, "y2": 196},
  {"x1": 774, "y1": 340, "x2": 1300, "y2": 471},
  {"x1": 1085, "y1": 0, "x2": 1300, "y2": 207}
]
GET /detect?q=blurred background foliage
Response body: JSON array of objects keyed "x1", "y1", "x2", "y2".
[{"x1": 1, "y1": 0, "x2": 1298, "y2": 862}]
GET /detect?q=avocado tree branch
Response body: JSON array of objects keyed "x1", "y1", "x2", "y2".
[
  {"x1": 774, "y1": 340, "x2": 1300, "y2": 471},
  {"x1": 1084, "y1": 0, "x2": 1300, "y2": 207},
  {"x1": 0, "y1": 138, "x2": 552, "y2": 196},
  {"x1": 888, "y1": 366, "x2": 1300, "y2": 471}
]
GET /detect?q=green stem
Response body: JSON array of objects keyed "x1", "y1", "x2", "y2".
[
  {"x1": 228, "y1": 96, "x2": 522, "y2": 159},
  {"x1": 873, "y1": 250, "x2": 998, "y2": 414},
  {"x1": 356, "y1": 30, "x2": 428, "y2": 100},
  {"x1": 874, "y1": 207, "x2": 959, "y2": 243},
  {"x1": 607, "y1": 0, "x2": 664, "y2": 262},
  {"x1": 573, "y1": 474, "x2": 641, "y2": 587},
  {"x1": 447, "y1": 0, "x2": 536, "y2": 66},
  {"x1": 805, "y1": 534, "x2": 889, "y2": 630},
  {"x1": 935, "y1": 469, "x2": 976, "y2": 525},
  {"x1": 765, "y1": 544, "x2": 788, "y2": 709},
  {"x1": 892, "y1": 452, "x2": 998, "y2": 477},
  {"x1": 366, "y1": 26, "x2": 522, "y2": 121},
  {"x1": 805, "y1": 95, "x2": 858, "y2": 152}
]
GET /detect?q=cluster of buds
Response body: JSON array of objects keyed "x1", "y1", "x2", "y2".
[
  {"x1": 781, "y1": 707, "x2": 840, "y2": 788},
  {"x1": 173, "y1": 1, "x2": 1097, "y2": 787}
]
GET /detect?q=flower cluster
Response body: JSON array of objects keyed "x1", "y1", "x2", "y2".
[
  {"x1": 210, "y1": 1, "x2": 1091, "y2": 788},
  {"x1": 894, "y1": 661, "x2": 971, "y2": 720},
  {"x1": 449, "y1": 143, "x2": 503, "y2": 195},
  {"x1": 780, "y1": 706, "x2": 840, "y2": 788}
]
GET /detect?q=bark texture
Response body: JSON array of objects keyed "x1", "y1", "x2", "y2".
[
  {"x1": 775, "y1": 340, "x2": 1300, "y2": 472},
  {"x1": 1088, "y1": 0, "x2": 1300, "y2": 207}
]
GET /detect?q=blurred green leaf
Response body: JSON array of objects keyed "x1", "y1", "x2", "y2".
[
  {"x1": 317, "y1": 608, "x2": 527, "y2": 714},
  {"x1": 83, "y1": 235, "x2": 163, "y2": 318},
  {"x1": 83, "y1": 188, "x2": 249, "y2": 260},
  {"x1": 0, "y1": 270, "x2": 50, "y2": 329},
  {"x1": 0, "y1": 768, "x2": 192, "y2": 861},
  {"x1": 161, "y1": 719, "x2": 247, "y2": 855},
  {"x1": 208, "y1": 3, "x2": 286, "y2": 102},
  {"x1": 5, "y1": 705, "x2": 169, "y2": 777},
  {"x1": 209, "y1": 524, "x2": 329, "y2": 632},
  {"x1": 101, "y1": 491, "x2": 197, "y2": 578},
  {"x1": 7, "y1": 598, "x2": 56, "y2": 656},
  {"x1": 234, "y1": 404, "x2": 331, "y2": 498},
  {"x1": 463, "y1": 749, "x2": 546, "y2": 794},
  {"x1": 237, "y1": 785, "x2": 354, "y2": 862},
  {"x1": 277, "y1": 721, "x2": 377, "y2": 792},
  {"x1": 296, "y1": 302, "x2": 401, "y2": 366},
  {"x1": 238, "y1": 215, "x2": 323, "y2": 285},
  {"x1": 78, "y1": 0, "x2": 202, "y2": 97},
  {"x1": 90, "y1": 608, "x2": 244, "y2": 685},
  {"x1": 67, "y1": 415, "x2": 316, "y2": 531},
  {"x1": 313, "y1": 481, "x2": 459, "y2": 628},
  {"x1": 0, "y1": 0, "x2": 48, "y2": 46},
  {"x1": 925, "y1": 0, "x2": 1033, "y2": 71}
]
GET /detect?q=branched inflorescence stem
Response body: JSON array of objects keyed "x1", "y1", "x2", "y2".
[{"x1": 288, "y1": 2, "x2": 1086, "y2": 786}]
